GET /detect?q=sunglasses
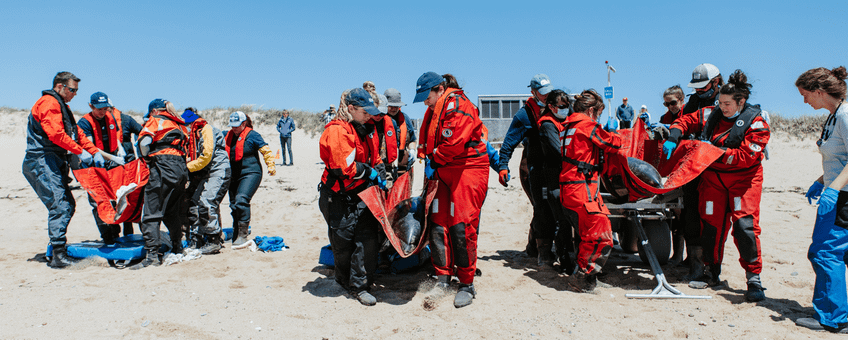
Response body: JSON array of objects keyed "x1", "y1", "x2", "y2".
[
  {"x1": 63, "y1": 84, "x2": 78, "y2": 93},
  {"x1": 663, "y1": 100, "x2": 678, "y2": 107}
]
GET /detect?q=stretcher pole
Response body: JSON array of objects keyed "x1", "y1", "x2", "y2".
[{"x1": 624, "y1": 213, "x2": 711, "y2": 299}]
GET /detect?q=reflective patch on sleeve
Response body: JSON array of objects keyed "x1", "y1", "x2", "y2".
[
  {"x1": 705, "y1": 201, "x2": 713, "y2": 215},
  {"x1": 447, "y1": 102, "x2": 455, "y2": 110},
  {"x1": 565, "y1": 138, "x2": 572, "y2": 146},
  {"x1": 734, "y1": 197, "x2": 742, "y2": 211},
  {"x1": 432, "y1": 198, "x2": 439, "y2": 214},
  {"x1": 725, "y1": 155, "x2": 734, "y2": 164},
  {"x1": 567, "y1": 128, "x2": 576, "y2": 136},
  {"x1": 450, "y1": 202, "x2": 454, "y2": 217},
  {"x1": 751, "y1": 121, "x2": 764, "y2": 129},
  {"x1": 345, "y1": 149, "x2": 356, "y2": 166}
]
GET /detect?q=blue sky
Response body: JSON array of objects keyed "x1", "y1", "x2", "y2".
[{"x1": 2, "y1": 1, "x2": 846, "y2": 121}]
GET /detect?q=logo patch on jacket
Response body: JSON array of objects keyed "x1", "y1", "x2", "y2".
[
  {"x1": 110, "y1": 124, "x2": 115, "y2": 129},
  {"x1": 749, "y1": 143, "x2": 762, "y2": 152},
  {"x1": 442, "y1": 129, "x2": 453, "y2": 138},
  {"x1": 387, "y1": 130, "x2": 393, "y2": 137}
]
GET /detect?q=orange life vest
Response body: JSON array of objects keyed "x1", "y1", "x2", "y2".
[
  {"x1": 225, "y1": 127, "x2": 252, "y2": 162},
  {"x1": 83, "y1": 108, "x2": 123, "y2": 153},
  {"x1": 141, "y1": 111, "x2": 188, "y2": 157},
  {"x1": 376, "y1": 116, "x2": 398, "y2": 164},
  {"x1": 187, "y1": 118, "x2": 208, "y2": 161}
]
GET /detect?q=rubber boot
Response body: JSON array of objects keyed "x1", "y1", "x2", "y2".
[
  {"x1": 566, "y1": 270, "x2": 597, "y2": 293},
  {"x1": 454, "y1": 283, "x2": 476, "y2": 308},
  {"x1": 232, "y1": 221, "x2": 250, "y2": 248},
  {"x1": 48, "y1": 244, "x2": 79, "y2": 269},
  {"x1": 683, "y1": 246, "x2": 706, "y2": 282},
  {"x1": 536, "y1": 239, "x2": 556, "y2": 267},
  {"x1": 668, "y1": 232, "x2": 685, "y2": 267},
  {"x1": 199, "y1": 233, "x2": 223, "y2": 255},
  {"x1": 745, "y1": 272, "x2": 766, "y2": 302},
  {"x1": 525, "y1": 228, "x2": 538, "y2": 258},
  {"x1": 129, "y1": 250, "x2": 161, "y2": 270}
]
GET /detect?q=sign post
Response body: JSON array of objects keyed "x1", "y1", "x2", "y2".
[{"x1": 606, "y1": 61, "x2": 616, "y2": 124}]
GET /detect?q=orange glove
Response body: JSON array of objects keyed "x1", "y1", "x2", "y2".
[{"x1": 498, "y1": 169, "x2": 510, "y2": 187}]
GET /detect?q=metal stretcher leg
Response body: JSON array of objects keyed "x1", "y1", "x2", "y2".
[{"x1": 625, "y1": 213, "x2": 711, "y2": 300}]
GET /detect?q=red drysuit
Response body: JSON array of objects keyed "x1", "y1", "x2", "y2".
[
  {"x1": 671, "y1": 103, "x2": 770, "y2": 275},
  {"x1": 546, "y1": 112, "x2": 622, "y2": 275},
  {"x1": 418, "y1": 88, "x2": 488, "y2": 284}
]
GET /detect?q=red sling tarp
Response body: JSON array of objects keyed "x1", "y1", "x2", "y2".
[
  {"x1": 358, "y1": 169, "x2": 437, "y2": 258},
  {"x1": 605, "y1": 119, "x2": 725, "y2": 201},
  {"x1": 72, "y1": 159, "x2": 149, "y2": 224}
]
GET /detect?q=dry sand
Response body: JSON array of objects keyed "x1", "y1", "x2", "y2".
[{"x1": 0, "y1": 111, "x2": 838, "y2": 339}]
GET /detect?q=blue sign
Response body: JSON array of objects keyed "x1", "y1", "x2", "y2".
[{"x1": 604, "y1": 86, "x2": 613, "y2": 99}]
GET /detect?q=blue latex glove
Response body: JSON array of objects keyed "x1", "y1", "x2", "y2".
[
  {"x1": 486, "y1": 141, "x2": 500, "y2": 171},
  {"x1": 818, "y1": 187, "x2": 839, "y2": 215},
  {"x1": 663, "y1": 140, "x2": 677, "y2": 160},
  {"x1": 78, "y1": 150, "x2": 93, "y2": 167},
  {"x1": 367, "y1": 167, "x2": 387, "y2": 191},
  {"x1": 92, "y1": 152, "x2": 106, "y2": 167},
  {"x1": 807, "y1": 181, "x2": 825, "y2": 204},
  {"x1": 424, "y1": 159, "x2": 436, "y2": 180}
]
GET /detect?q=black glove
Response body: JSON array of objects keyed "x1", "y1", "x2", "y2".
[{"x1": 652, "y1": 125, "x2": 670, "y2": 140}]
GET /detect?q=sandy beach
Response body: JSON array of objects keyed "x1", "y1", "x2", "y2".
[{"x1": 0, "y1": 110, "x2": 837, "y2": 339}]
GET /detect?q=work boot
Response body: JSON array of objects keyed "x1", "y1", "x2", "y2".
[
  {"x1": 232, "y1": 222, "x2": 250, "y2": 248},
  {"x1": 186, "y1": 231, "x2": 204, "y2": 250},
  {"x1": 566, "y1": 270, "x2": 598, "y2": 293},
  {"x1": 525, "y1": 229, "x2": 538, "y2": 258},
  {"x1": 745, "y1": 282, "x2": 766, "y2": 302},
  {"x1": 682, "y1": 246, "x2": 706, "y2": 282},
  {"x1": 129, "y1": 250, "x2": 161, "y2": 270},
  {"x1": 536, "y1": 239, "x2": 556, "y2": 268},
  {"x1": 425, "y1": 275, "x2": 451, "y2": 300},
  {"x1": 454, "y1": 283, "x2": 476, "y2": 308},
  {"x1": 199, "y1": 234, "x2": 223, "y2": 255},
  {"x1": 354, "y1": 290, "x2": 377, "y2": 306},
  {"x1": 47, "y1": 245, "x2": 79, "y2": 269}
]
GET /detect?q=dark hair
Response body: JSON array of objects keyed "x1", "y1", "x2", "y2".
[
  {"x1": 243, "y1": 112, "x2": 254, "y2": 128},
  {"x1": 542, "y1": 89, "x2": 568, "y2": 115},
  {"x1": 440, "y1": 73, "x2": 461, "y2": 90},
  {"x1": 796, "y1": 66, "x2": 848, "y2": 101},
  {"x1": 663, "y1": 85, "x2": 684, "y2": 101},
  {"x1": 718, "y1": 69, "x2": 752, "y2": 104},
  {"x1": 53, "y1": 71, "x2": 80, "y2": 87},
  {"x1": 573, "y1": 89, "x2": 605, "y2": 115}
]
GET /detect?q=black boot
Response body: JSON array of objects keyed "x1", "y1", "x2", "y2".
[
  {"x1": 199, "y1": 233, "x2": 223, "y2": 255},
  {"x1": 48, "y1": 244, "x2": 79, "y2": 269},
  {"x1": 232, "y1": 221, "x2": 251, "y2": 248},
  {"x1": 129, "y1": 250, "x2": 161, "y2": 270},
  {"x1": 683, "y1": 246, "x2": 706, "y2": 282},
  {"x1": 536, "y1": 239, "x2": 555, "y2": 267}
]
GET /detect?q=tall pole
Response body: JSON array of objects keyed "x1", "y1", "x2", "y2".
[{"x1": 606, "y1": 61, "x2": 616, "y2": 123}]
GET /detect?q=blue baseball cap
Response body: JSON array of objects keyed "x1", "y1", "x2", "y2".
[
  {"x1": 345, "y1": 88, "x2": 381, "y2": 115},
  {"x1": 413, "y1": 72, "x2": 444, "y2": 103},
  {"x1": 182, "y1": 109, "x2": 201, "y2": 124},
  {"x1": 148, "y1": 98, "x2": 167, "y2": 113},
  {"x1": 528, "y1": 74, "x2": 554, "y2": 95},
  {"x1": 228, "y1": 111, "x2": 247, "y2": 127},
  {"x1": 89, "y1": 92, "x2": 113, "y2": 109}
]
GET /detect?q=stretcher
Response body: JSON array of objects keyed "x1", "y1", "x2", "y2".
[{"x1": 601, "y1": 120, "x2": 723, "y2": 299}]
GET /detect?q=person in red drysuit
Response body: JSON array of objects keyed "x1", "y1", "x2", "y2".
[
  {"x1": 664, "y1": 70, "x2": 770, "y2": 302},
  {"x1": 414, "y1": 72, "x2": 488, "y2": 308},
  {"x1": 552, "y1": 89, "x2": 622, "y2": 292}
]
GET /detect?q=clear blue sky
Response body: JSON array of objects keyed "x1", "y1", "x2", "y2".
[{"x1": 2, "y1": 1, "x2": 846, "y2": 121}]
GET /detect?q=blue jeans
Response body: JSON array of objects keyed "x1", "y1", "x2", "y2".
[
  {"x1": 809, "y1": 205, "x2": 848, "y2": 328},
  {"x1": 22, "y1": 152, "x2": 76, "y2": 246},
  {"x1": 280, "y1": 136, "x2": 292, "y2": 164}
]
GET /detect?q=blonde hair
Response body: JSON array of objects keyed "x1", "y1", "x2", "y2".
[
  {"x1": 334, "y1": 89, "x2": 354, "y2": 122},
  {"x1": 363, "y1": 81, "x2": 376, "y2": 93}
]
